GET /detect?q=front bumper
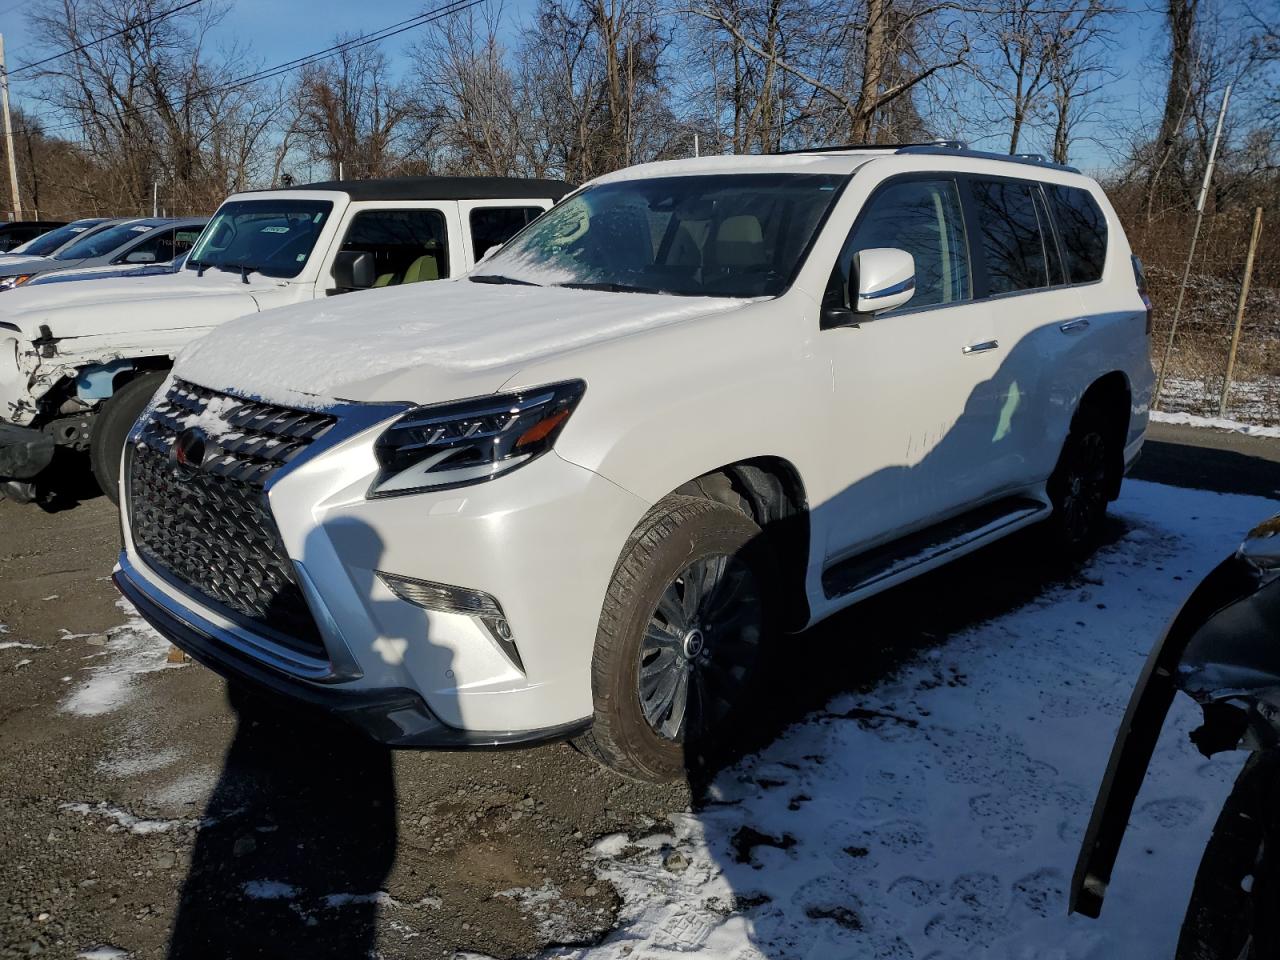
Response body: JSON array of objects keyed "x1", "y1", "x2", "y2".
[
  {"x1": 0, "y1": 421, "x2": 53, "y2": 480},
  {"x1": 114, "y1": 552, "x2": 591, "y2": 748}
]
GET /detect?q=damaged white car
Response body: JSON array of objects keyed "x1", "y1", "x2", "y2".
[{"x1": 0, "y1": 175, "x2": 568, "y2": 503}]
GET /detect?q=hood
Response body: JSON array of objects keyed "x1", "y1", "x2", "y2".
[
  {"x1": 176, "y1": 278, "x2": 748, "y2": 408},
  {"x1": 0, "y1": 268, "x2": 278, "y2": 340},
  {"x1": 0, "y1": 255, "x2": 52, "y2": 274},
  {"x1": 26, "y1": 260, "x2": 177, "y2": 287}
]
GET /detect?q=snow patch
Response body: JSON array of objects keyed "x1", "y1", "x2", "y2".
[
  {"x1": 62, "y1": 801, "x2": 194, "y2": 835},
  {"x1": 243, "y1": 880, "x2": 300, "y2": 900},
  {"x1": 0, "y1": 640, "x2": 42, "y2": 650},
  {"x1": 61, "y1": 598, "x2": 183, "y2": 716},
  {"x1": 76, "y1": 947, "x2": 129, "y2": 960},
  {"x1": 496, "y1": 881, "x2": 612, "y2": 944},
  {"x1": 1150, "y1": 409, "x2": 1280, "y2": 438},
  {"x1": 547, "y1": 480, "x2": 1276, "y2": 959}
]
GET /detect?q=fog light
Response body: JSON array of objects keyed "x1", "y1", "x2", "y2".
[{"x1": 378, "y1": 571, "x2": 524, "y2": 672}]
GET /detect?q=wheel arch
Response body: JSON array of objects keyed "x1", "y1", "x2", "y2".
[
  {"x1": 1076, "y1": 370, "x2": 1131, "y2": 501},
  {"x1": 674, "y1": 456, "x2": 811, "y2": 629}
]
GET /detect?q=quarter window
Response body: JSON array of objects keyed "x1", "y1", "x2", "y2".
[
  {"x1": 1047, "y1": 185, "x2": 1107, "y2": 283},
  {"x1": 971, "y1": 180, "x2": 1051, "y2": 294},
  {"x1": 339, "y1": 209, "x2": 449, "y2": 286},
  {"x1": 828, "y1": 179, "x2": 971, "y2": 312},
  {"x1": 469, "y1": 206, "x2": 544, "y2": 261}
]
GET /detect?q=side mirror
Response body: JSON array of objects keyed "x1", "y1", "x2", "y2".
[
  {"x1": 125, "y1": 250, "x2": 157, "y2": 264},
  {"x1": 331, "y1": 250, "x2": 376, "y2": 293},
  {"x1": 854, "y1": 247, "x2": 915, "y2": 314},
  {"x1": 481, "y1": 244, "x2": 503, "y2": 262}
]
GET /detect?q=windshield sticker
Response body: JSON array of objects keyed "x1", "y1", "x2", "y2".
[
  {"x1": 296, "y1": 253, "x2": 307, "y2": 262},
  {"x1": 131, "y1": 225, "x2": 153, "y2": 232},
  {"x1": 70, "y1": 227, "x2": 87, "y2": 233},
  {"x1": 261, "y1": 226, "x2": 290, "y2": 234},
  {"x1": 314, "y1": 213, "x2": 324, "y2": 223}
]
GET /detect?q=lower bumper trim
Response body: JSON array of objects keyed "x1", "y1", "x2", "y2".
[{"x1": 113, "y1": 561, "x2": 592, "y2": 750}]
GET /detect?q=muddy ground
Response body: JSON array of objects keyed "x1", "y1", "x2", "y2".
[{"x1": 1, "y1": 422, "x2": 1277, "y2": 960}]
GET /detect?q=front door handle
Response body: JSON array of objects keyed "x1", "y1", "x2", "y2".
[
  {"x1": 1059, "y1": 318, "x2": 1091, "y2": 334},
  {"x1": 962, "y1": 339, "x2": 1000, "y2": 355}
]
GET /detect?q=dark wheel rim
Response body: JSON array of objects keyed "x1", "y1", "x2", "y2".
[
  {"x1": 1058, "y1": 431, "x2": 1108, "y2": 545},
  {"x1": 637, "y1": 553, "x2": 763, "y2": 742}
]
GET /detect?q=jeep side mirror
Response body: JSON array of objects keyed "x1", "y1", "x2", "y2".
[
  {"x1": 854, "y1": 247, "x2": 915, "y2": 314},
  {"x1": 331, "y1": 250, "x2": 376, "y2": 293},
  {"x1": 125, "y1": 250, "x2": 157, "y2": 264},
  {"x1": 481, "y1": 244, "x2": 503, "y2": 262}
]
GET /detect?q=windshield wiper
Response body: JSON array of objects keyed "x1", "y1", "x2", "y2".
[
  {"x1": 556, "y1": 281, "x2": 668, "y2": 295},
  {"x1": 469, "y1": 274, "x2": 541, "y2": 286}
]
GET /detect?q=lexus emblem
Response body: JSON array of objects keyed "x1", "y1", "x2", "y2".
[{"x1": 170, "y1": 426, "x2": 209, "y2": 474}]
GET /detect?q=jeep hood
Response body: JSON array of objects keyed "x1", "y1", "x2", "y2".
[
  {"x1": 0, "y1": 268, "x2": 276, "y2": 340},
  {"x1": 176, "y1": 278, "x2": 748, "y2": 408}
]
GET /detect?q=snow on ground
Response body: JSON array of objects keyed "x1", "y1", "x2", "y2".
[
  {"x1": 60, "y1": 598, "x2": 182, "y2": 716},
  {"x1": 529, "y1": 480, "x2": 1276, "y2": 960},
  {"x1": 1158, "y1": 375, "x2": 1280, "y2": 428},
  {"x1": 1150, "y1": 409, "x2": 1280, "y2": 438}
]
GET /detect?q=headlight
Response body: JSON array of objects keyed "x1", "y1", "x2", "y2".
[
  {"x1": 369, "y1": 380, "x2": 585, "y2": 497},
  {"x1": 0, "y1": 274, "x2": 34, "y2": 291}
]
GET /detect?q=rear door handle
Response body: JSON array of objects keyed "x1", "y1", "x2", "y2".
[
  {"x1": 1059, "y1": 318, "x2": 1091, "y2": 334},
  {"x1": 962, "y1": 340, "x2": 999, "y2": 355}
]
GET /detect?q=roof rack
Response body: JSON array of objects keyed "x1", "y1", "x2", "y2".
[
  {"x1": 775, "y1": 139, "x2": 967, "y2": 155},
  {"x1": 774, "y1": 138, "x2": 1080, "y2": 174},
  {"x1": 895, "y1": 143, "x2": 1080, "y2": 174}
]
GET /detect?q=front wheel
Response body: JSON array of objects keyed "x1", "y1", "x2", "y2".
[
  {"x1": 90, "y1": 371, "x2": 167, "y2": 504},
  {"x1": 574, "y1": 495, "x2": 776, "y2": 782},
  {"x1": 1177, "y1": 751, "x2": 1280, "y2": 959}
]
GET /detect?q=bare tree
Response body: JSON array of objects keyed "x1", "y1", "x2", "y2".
[{"x1": 292, "y1": 41, "x2": 409, "y2": 179}]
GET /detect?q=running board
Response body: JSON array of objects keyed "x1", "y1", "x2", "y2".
[{"x1": 822, "y1": 495, "x2": 1051, "y2": 599}]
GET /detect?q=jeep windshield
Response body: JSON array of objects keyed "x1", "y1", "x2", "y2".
[
  {"x1": 475, "y1": 173, "x2": 845, "y2": 298},
  {"x1": 186, "y1": 199, "x2": 333, "y2": 279}
]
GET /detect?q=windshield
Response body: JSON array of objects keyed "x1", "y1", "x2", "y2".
[
  {"x1": 10, "y1": 220, "x2": 104, "y2": 257},
  {"x1": 477, "y1": 173, "x2": 845, "y2": 298},
  {"x1": 187, "y1": 199, "x2": 333, "y2": 279},
  {"x1": 53, "y1": 221, "x2": 154, "y2": 261}
]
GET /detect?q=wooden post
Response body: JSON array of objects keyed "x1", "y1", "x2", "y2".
[
  {"x1": 1218, "y1": 206, "x2": 1263, "y2": 419},
  {"x1": 0, "y1": 35, "x2": 23, "y2": 220}
]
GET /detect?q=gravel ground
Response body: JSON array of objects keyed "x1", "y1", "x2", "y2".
[{"x1": 1, "y1": 424, "x2": 1277, "y2": 960}]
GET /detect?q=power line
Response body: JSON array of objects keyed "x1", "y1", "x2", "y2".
[
  {"x1": 7, "y1": 0, "x2": 484, "y2": 139},
  {"x1": 8, "y1": 0, "x2": 205, "y2": 77}
]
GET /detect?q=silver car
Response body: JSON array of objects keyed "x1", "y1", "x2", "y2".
[{"x1": 0, "y1": 217, "x2": 208, "y2": 291}]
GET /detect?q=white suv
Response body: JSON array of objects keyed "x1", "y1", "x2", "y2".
[{"x1": 113, "y1": 144, "x2": 1153, "y2": 781}]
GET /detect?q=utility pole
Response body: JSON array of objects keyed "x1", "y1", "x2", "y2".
[
  {"x1": 1153, "y1": 82, "x2": 1231, "y2": 409},
  {"x1": 1218, "y1": 206, "x2": 1263, "y2": 418},
  {"x1": 0, "y1": 35, "x2": 23, "y2": 220}
]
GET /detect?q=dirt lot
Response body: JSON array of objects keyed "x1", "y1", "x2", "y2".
[{"x1": 1, "y1": 422, "x2": 1277, "y2": 960}]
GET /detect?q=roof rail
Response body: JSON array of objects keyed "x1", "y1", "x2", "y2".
[
  {"x1": 774, "y1": 139, "x2": 967, "y2": 155},
  {"x1": 895, "y1": 143, "x2": 1080, "y2": 174}
]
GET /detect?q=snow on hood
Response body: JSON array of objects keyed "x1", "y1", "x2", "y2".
[
  {"x1": 0, "y1": 268, "x2": 271, "y2": 340},
  {"x1": 176, "y1": 278, "x2": 748, "y2": 408}
]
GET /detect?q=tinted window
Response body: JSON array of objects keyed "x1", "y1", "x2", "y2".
[
  {"x1": 54, "y1": 221, "x2": 155, "y2": 260},
  {"x1": 481, "y1": 174, "x2": 844, "y2": 298},
  {"x1": 470, "y1": 206, "x2": 543, "y2": 261},
  {"x1": 1047, "y1": 185, "x2": 1107, "y2": 283},
  {"x1": 972, "y1": 180, "x2": 1050, "y2": 294},
  {"x1": 828, "y1": 179, "x2": 970, "y2": 311},
  {"x1": 9, "y1": 220, "x2": 104, "y2": 256},
  {"x1": 188, "y1": 200, "x2": 332, "y2": 279},
  {"x1": 340, "y1": 209, "x2": 449, "y2": 284}
]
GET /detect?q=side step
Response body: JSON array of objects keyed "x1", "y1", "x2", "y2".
[{"x1": 822, "y1": 495, "x2": 1050, "y2": 599}]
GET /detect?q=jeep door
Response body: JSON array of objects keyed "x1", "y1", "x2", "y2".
[
  {"x1": 321, "y1": 202, "x2": 460, "y2": 295},
  {"x1": 819, "y1": 175, "x2": 1002, "y2": 561}
]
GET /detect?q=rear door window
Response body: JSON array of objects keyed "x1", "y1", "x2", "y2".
[
  {"x1": 971, "y1": 179, "x2": 1051, "y2": 294},
  {"x1": 1046, "y1": 185, "x2": 1107, "y2": 283},
  {"x1": 340, "y1": 209, "x2": 449, "y2": 286},
  {"x1": 469, "y1": 206, "x2": 544, "y2": 261}
]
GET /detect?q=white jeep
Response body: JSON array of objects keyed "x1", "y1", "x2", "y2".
[
  {"x1": 0, "y1": 176, "x2": 568, "y2": 502},
  {"x1": 114, "y1": 145, "x2": 1153, "y2": 781}
]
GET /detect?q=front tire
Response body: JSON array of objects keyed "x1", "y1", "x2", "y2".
[
  {"x1": 574, "y1": 495, "x2": 776, "y2": 782},
  {"x1": 90, "y1": 371, "x2": 167, "y2": 504},
  {"x1": 1177, "y1": 752, "x2": 1280, "y2": 960}
]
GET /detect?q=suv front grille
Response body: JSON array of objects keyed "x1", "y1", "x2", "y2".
[{"x1": 127, "y1": 379, "x2": 337, "y2": 659}]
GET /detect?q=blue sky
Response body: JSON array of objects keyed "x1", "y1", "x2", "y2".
[{"x1": 0, "y1": 0, "x2": 1177, "y2": 174}]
